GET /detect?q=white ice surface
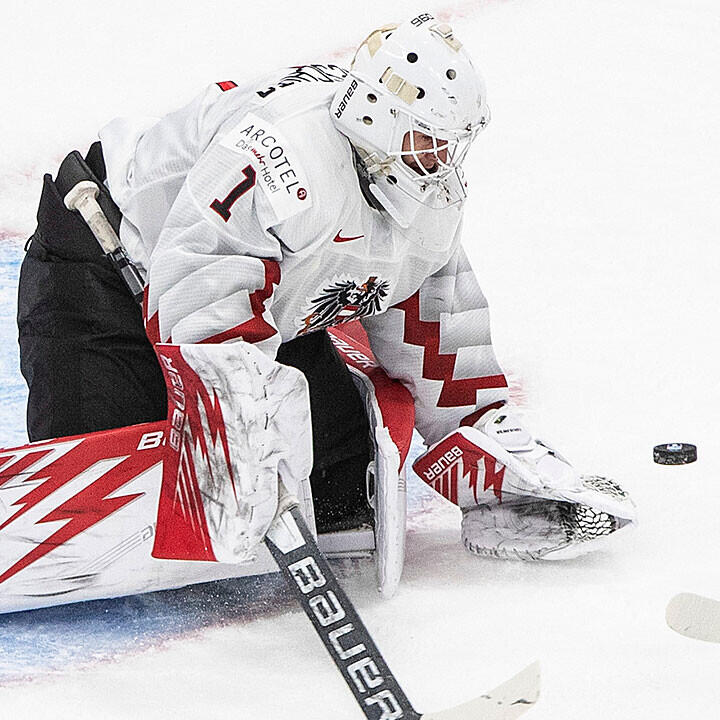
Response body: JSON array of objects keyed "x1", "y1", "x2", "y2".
[{"x1": 1, "y1": 1, "x2": 719, "y2": 718}]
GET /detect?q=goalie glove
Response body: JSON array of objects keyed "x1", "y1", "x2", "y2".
[{"x1": 412, "y1": 406, "x2": 636, "y2": 560}]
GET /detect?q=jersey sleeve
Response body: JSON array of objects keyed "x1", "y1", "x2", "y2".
[
  {"x1": 144, "y1": 125, "x2": 287, "y2": 357},
  {"x1": 360, "y1": 244, "x2": 509, "y2": 446}
]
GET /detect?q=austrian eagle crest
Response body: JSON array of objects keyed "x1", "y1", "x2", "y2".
[{"x1": 298, "y1": 275, "x2": 390, "y2": 335}]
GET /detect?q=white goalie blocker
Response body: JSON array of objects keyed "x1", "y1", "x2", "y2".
[{"x1": 0, "y1": 324, "x2": 413, "y2": 614}]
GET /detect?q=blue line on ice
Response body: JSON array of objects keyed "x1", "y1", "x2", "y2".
[{"x1": 0, "y1": 571, "x2": 293, "y2": 684}]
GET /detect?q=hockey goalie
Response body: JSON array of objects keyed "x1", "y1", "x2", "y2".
[{"x1": 1, "y1": 14, "x2": 635, "y2": 614}]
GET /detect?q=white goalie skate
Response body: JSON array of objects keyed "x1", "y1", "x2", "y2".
[{"x1": 414, "y1": 406, "x2": 637, "y2": 561}]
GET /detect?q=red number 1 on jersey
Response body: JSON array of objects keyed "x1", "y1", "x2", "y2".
[{"x1": 210, "y1": 165, "x2": 257, "y2": 222}]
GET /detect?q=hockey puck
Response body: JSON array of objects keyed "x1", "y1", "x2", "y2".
[{"x1": 653, "y1": 443, "x2": 697, "y2": 465}]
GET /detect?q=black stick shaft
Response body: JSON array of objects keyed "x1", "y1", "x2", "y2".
[{"x1": 266, "y1": 507, "x2": 420, "y2": 720}]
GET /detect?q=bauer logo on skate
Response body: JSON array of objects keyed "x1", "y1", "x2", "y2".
[
  {"x1": 414, "y1": 433, "x2": 505, "y2": 505},
  {"x1": 288, "y1": 554, "x2": 405, "y2": 718}
]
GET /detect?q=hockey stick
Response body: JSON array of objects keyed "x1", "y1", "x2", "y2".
[
  {"x1": 666, "y1": 592, "x2": 720, "y2": 643},
  {"x1": 266, "y1": 495, "x2": 539, "y2": 720},
  {"x1": 60, "y1": 157, "x2": 145, "y2": 305},
  {"x1": 64, "y1": 179, "x2": 540, "y2": 720}
]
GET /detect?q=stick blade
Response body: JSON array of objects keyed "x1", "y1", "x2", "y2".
[
  {"x1": 666, "y1": 592, "x2": 720, "y2": 643},
  {"x1": 421, "y1": 661, "x2": 540, "y2": 720}
]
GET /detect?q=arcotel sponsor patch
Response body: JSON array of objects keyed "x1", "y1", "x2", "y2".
[{"x1": 220, "y1": 112, "x2": 311, "y2": 223}]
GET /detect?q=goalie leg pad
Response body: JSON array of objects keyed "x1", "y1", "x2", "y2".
[{"x1": 153, "y1": 341, "x2": 314, "y2": 564}]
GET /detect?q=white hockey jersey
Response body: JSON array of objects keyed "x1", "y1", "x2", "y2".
[{"x1": 99, "y1": 64, "x2": 508, "y2": 445}]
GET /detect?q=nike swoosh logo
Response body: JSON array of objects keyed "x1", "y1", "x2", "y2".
[{"x1": 333, "y1": 231, "x2": 364, "y2": 243}]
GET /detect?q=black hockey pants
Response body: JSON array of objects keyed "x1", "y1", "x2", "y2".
[{"x1": 17, "y1": 143, "x2": 371, "y2": 532}]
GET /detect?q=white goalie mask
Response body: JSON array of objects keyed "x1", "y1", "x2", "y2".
[{"x1": 330, "y1": 14, "x2": 490, "y2": 226}]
